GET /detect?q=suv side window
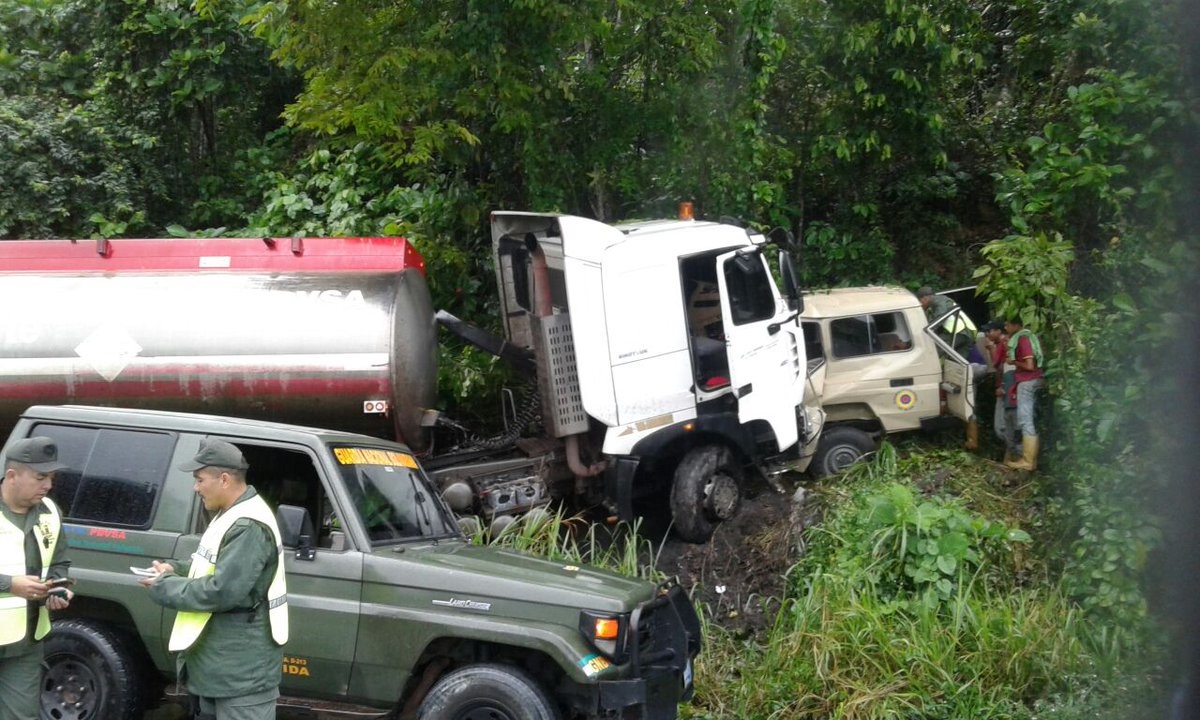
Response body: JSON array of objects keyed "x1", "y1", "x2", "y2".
[
  {"x1": 830, "y1": 311, "x2": 913, "y2": 358},
  {"x1": 36, "y1": 424, "x2": 175, "y2": 528}
]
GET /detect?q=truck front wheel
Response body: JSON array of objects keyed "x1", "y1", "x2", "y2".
[
  {"x1": 417, "y1": 663, "x2": 561, "y2": 720},
  {"x1": 810, "y1": 426, "x2": 875, "y2": 478},
  {"x1": 670, "y1": 445, "x2": 743, "y2": 543},
  {"x1": 41, "y1": 619, "x2": 145, "y2": 720}
]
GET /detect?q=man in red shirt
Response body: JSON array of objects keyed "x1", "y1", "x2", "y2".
[
  {"x1": 1004, "y1": 317, "x2": 1045, "y2": 470},
  {"x1": 984, "y1": 321, "x2": 1020, "y2": 461}
]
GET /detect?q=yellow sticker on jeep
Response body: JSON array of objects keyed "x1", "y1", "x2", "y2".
[{"x1": 895, "y1": 390, "x2": 917, "y2": 410}]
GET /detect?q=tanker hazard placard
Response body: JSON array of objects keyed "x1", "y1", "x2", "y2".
[{"x1": 333, "y1": 447, "x2": 418, "y2": 468}]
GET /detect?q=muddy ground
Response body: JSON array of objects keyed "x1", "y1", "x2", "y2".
[{"x1": 638, "y1": 472, "x2": 817, "y2": 637}]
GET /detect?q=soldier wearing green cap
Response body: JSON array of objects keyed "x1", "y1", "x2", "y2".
[
  {"x1": 139, "y1": 438, "x2": 288, "y2": 720},
  {"x1": 917, "y1": 285, "x2": 956, "y2": 320},
  {"x1": 1, "y1": 437, "x2": 73, "y2": 720}
]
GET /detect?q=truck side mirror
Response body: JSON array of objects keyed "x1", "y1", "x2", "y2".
[
  {"x1": 778, "y1": 250, "x2": 803, "y2": 312},
  {"x1": 276, "y1": 504, "x2": 317, "y2": 561},
  {"x1": 767, "y1": 226, "x2": 795, "y2": 248}
]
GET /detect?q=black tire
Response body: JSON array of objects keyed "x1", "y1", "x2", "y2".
[
  {"x1": 417, "y1": 663, "x2": 561, "y2": 720},
  {"x1": 670, "y1": 445, "x2": 743, "y2": 544},
  {"x1": 810, "y1": 426, "x2": 875, "y2": 478},
  {"x1": 41, "y1": 619, "x2": 145, "y2": 720}
]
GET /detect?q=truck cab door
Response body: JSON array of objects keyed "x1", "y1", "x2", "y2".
[
  {"x1": 923, "y1": 307, "x2": 977, "y2": 423},
  {"x1": 714, "y1": 249, "x2": 803, "y2": 452}
]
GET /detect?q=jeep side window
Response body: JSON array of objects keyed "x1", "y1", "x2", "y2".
[
  {"x1": 35, "y1": 424, "x2": 174, "y2": 528},
  {"x1": 229, "y1": 443, "x2": 336, "y2": 549},
  {"x1": 830, "y1": 312, "x2": 912, "y2": 358}
]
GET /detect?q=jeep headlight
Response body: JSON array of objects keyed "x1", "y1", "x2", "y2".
[{"x1": 579, "y1": 611, "x2": 628, "y2": 662}]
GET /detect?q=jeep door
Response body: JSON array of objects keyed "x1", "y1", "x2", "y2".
[
  {"x1": 715, "y1": 248, "x2": 803, "y2": 452},
  {"x1": 190, "y1": 437, "x2": 363, "y2": 702},
  {"x1": 923, "y1": 307, "x2": 977, "y2": 423}
]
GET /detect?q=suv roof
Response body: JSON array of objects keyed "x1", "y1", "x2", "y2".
[
  {"x1": 801, "y1": 286, "x2": 920, "y2": 318},
  {"x1": 16, "y1": 405, "x2": 412, "y2": 450}
]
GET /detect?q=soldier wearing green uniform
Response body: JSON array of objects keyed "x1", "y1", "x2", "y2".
[
  {"x1": 141, "y1": 439, "x2": 288, "y2": 720},
  {"x1": 0, "y1": 437, "x2": 74, "y2": 720},
  {"x1": 917, "y1": 285, "x2": 956, "y2": 320}
]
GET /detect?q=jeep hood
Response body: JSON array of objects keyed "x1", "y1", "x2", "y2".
[{"x1": 366, "y1": 541, "x2": 657, "y2": 614}]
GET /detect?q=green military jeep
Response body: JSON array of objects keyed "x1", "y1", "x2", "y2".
[{"x1": 3, "y1": 405, "x2": 700, "y2": 720}]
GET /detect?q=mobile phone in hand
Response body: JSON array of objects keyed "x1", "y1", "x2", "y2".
[
  {"x1": 46, "y1": 577, "x2": 76, "y2": 588},
  {"x1": 129, "y1": 566, "x2": 158, "y2": 577}
]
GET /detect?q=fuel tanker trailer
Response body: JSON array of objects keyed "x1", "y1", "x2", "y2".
[{"x1": 0, "y1": 236, "x2": 437, "y2": 450}]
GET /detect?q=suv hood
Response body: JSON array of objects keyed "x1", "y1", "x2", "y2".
[{"x1": 367, "y1": 541, "x2": 657, "y2": 614}]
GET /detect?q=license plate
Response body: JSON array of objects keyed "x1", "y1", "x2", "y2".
[{"x1": 683, "y1": 658, "x2": 693, "y2": 688}]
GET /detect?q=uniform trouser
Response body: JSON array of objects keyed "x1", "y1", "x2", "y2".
[
  {"x1": 0, "y1": 643, "x2": 43, "y2": 720},
  {"x1": 1016, "y1": 378, "x2": 1044, "y2": 437},
  {"x1": 195, "y1": 687, "x2": 279, "y2": 720}
]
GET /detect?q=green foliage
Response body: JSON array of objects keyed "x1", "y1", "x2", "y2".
[
  {"x1": 970, "y1": 0, "x2": 1191, "y2": 645},
  {"x1": 803, "y1": 447, "x2": 1032, "y2": 611},
  {"x1": 684, "y1": 449, "x2": 1097, "y2": 720},
  {"x1": 974, "y1": 231, "x2": 1074, "y2": 329},
  {"x1": 0, "y1": 93, "x2": 157, "y2": 238}
]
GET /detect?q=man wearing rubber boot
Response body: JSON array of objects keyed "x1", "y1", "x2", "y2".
[
  {"x1": 140, "y1": 439, "x2": 288, "y2": 720},
  {"x1": 1004, "y1": 318, "x2": 1045, "y2": 471},
  {"x1": 0, "y1": 437, "x2": 73, "y2": 720}
]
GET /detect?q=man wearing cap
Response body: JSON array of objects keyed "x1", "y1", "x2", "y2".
[
  {"x1": 917, "y1": 285, "x2": 956, "y2": 321},
  {"x1": 1, "y1": 437, "x2": 73, "y2": 720},
  {"x1": 140, "y1": 438, "x2": 288, "y2": 720}
]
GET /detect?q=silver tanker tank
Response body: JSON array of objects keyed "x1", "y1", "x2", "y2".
[{"x1": 0, "y1": 237, "x2": 437, "y2": 451}]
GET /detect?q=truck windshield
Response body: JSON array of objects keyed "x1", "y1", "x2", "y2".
[{"x1": 329, "y1": 446, "x2": 461, "y2": 545}]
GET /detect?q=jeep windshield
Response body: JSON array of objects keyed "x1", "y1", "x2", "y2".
[{"x1": 330, "y1": 445, "x2": 461, "y2": 545}]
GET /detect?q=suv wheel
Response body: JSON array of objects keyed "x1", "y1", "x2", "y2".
[
  {"x1": 41, "y1": 619, "x2": 145, "y2": 720},
  {"x1": 417, "y1": 663, "x2": 561, "y2": 720},
  {"x1": 670, "y1": 445, "x2": 743, "y2": 544},
  {"x1": 811, "y1": 426, "x2": 875, "y2": 478}
]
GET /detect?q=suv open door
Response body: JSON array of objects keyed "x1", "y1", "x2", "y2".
[{"x1": 923, "y1": 306, "x2": 977, "y2": 423}]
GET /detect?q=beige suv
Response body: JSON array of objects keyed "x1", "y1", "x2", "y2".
[{"x1": 794, "y1": 286, "x2": 978, "y2": 477}]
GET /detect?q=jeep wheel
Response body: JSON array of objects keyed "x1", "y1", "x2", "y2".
[
  {"x1": 810, "y1": 426, "x2": 875, "y2": 478},
  {"x1": 417, "y1": 663, "x2": 561, "y2": 720},
  {"x1": 670, "y1": 445, "x2": 743, "y2": 544},
  {"x1": 41, "y1": 619, "x2": 145, "y2": 720}
]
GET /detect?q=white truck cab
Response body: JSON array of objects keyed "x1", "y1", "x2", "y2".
[{"x1": 486, "y1": 212, "x2": 813, "y2": 541}]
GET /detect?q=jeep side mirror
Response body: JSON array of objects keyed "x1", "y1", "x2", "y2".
[{"x1": 277, "y1": 504, "x2": 317, "y2": 561}]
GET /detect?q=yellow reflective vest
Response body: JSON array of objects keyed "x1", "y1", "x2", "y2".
[
  {"x1": 168, "y1": 494, "x2": 288, "y2": 651},
  {"x1": 0, "y1": 499, "x2": 61, "y2": 645}
]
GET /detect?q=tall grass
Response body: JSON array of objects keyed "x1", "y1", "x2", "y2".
[
  {"x1": 680, "y1": 444, "x2": 1156, "y2": 720},
  {"x1": 684, "y1": 571, "x2": 1090, "y2": 719},
  {"x1": 467, "y1": 507, "x2": 663, "y2": 580}
]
